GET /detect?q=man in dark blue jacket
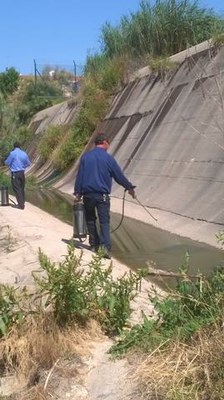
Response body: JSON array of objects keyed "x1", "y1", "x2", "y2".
[
  {"x1": 5, "y1": 142, "x2": 31, "y2": 209},
  {"x1": 74, "y1": 133, "x2": 135, "y2": 258}
]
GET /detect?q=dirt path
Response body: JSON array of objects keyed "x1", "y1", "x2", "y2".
[{"x1": 85, "y1": 340, "x2": 135, "y2": 400}]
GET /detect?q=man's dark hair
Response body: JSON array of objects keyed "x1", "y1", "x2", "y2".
[
  {"x1": 94, "y1": 134, "x2": 109, "y2": 145},
  {"x1": 13, "y1": 141, "x2": 21, "y2": 149}
]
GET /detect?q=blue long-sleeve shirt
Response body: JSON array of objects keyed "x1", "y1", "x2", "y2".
[
  {"x1": 74, "y1": 147, "x2": 134, "y2": 195},
  {"x1": 5, "y1": 147, "x2": 31, "y2": 172}
]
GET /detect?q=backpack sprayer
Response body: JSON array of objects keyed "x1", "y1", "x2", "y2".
[
  {"x1": 0, "y1": 186, "x2": 19, "y2": 207},
  {"x1": 73, "y1": 201, "x2": 87, "y2": 242},
  {"x1": 72, "y1": 190, "x2": 157, "y2": 242},
  {"x1": 0, "y1": 186, "x2": 9, "y2": 206}
]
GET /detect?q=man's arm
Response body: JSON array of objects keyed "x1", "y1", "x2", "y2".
[
  {"x1": 110, "y1": 157, "x2": 136, "y2": 197},
  {"x1": 5, "y1": 153, "x2": 12, "y2": 167},
  {"x1": 110, "y1": 157, "x2": 132, "y2": 188}
]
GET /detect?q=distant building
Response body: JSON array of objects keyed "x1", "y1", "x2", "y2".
[{"x1": 49, "y1": 70, "x2": 55, "y2": 79}]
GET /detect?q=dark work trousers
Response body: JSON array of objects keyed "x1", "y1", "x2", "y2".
[
  {"x1": 83, "y1": 193, "x2": 111, "y2": 250},
  {"x1": 11, "y1": 171, "x2": 25, "y2": 208}
]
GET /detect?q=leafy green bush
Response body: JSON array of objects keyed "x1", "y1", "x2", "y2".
[
  {"x1": 53, "y1": 82, "x2": 110, "y2": 170},
  {"x1": 0, "y1": 172, "x2": 10, "y2": 186},
  {"x1": 15, "y1": 80, "x2": 63, "y2": 124},
  {"x1": 0, "y1": 68, "x2": 19, "y2": 97},
  {"x1": 38, "y1": 125, "x2": 65, "y2": 160},
  {"x1": 82, "y1": 82, "x2": 109, "y2": 126},
  {"x1": 0, "y1": 126, "x2": 32, "y2": 167},
  {"x1": 85, "y1": 53, "x2": 128, "y2": 91},
  {"x1": 33, "y1": 245, "x2": 143, "y2": 334},
  {"x1": 216, "y1": 230, "x2": 224, "y2": 246},
  {"x1": 0, "y1": 285, "x2": 23, "y2": 337},
  {"x1": 111, "y1": 266, "x2": 224, "y2": 356},
  {"x1": 52, "y1": 132, "x2": 78, "y2": 170},
  {"x1": 213, "y1": 32, "x2": 224, "y2": 45},
  {"x1": 26, "y1": 175, "x2": 38, "y2": 189}
]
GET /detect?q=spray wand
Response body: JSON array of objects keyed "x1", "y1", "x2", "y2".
[
  {"x1": 134, "y1": 195, "x2": 158, "y2": 222},
  {"x1": 111, "y1": 189, "x2": 157, "y2": 233}
]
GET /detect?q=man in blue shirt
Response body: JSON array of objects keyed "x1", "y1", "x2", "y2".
[
  {"x1": 74, "y1": 133, "x2": 135, "y2": 258},
  {"x1": 5, "y1": 142, "x2": 31, "y2": 209}
]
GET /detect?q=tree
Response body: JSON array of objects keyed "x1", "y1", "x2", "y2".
[{"x1": 0, "y1": 67, "x2": 20, "y2": 96}]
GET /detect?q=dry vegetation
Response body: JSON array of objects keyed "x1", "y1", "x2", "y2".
[
  {"x1": 0, "y1": 314, "x2": 103, "y2": 399},
  {"x1": 133, "y1": 326, "x2": 224, "y2": 400}
]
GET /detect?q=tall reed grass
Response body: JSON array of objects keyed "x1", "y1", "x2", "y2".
[{"x1": 100, "y1": 0, "x2": 224, "y2": 59}]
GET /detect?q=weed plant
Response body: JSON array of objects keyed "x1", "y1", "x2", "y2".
[
  {"x1": 0, "y1": 172, "x2": 10, "y2": 187},
  {"x1": 0, "y1": 243, "x2": 143, "y2": 357},
  {"x1": 216, "y1": 229, "x2": 224, "y2": 246},
  {"x1": 38, "y1": 125, "x2": 66, "y2": 161},
  {"x1": 111, "y1": 266, "x2": 224, "y2": 356},
  {"x1": 110, "y1": 267, "x2": 224, "y2": 398},
  {"x1": 26, "y1": 175, "x2": 38, "y2": 189},
  {"x1": 33, "y1": 244, "x2": 143, "y2": 335},
  {"x1": 148, "y1": 56, "x2": 179, "y2": 77},
  {"x1": 0, "y1": 285, "x2": 24, "y2": 337}
]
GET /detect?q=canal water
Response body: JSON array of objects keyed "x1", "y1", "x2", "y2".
[{"x1": 25, "y1": 187, "x2": 224, "y2": 280}]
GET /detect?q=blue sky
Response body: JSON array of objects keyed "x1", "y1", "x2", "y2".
[{"x1": 0, "y1": 0, "x2": 223, "y2": 75}]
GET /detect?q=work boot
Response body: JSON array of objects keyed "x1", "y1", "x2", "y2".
[
  {"x1": 89, "y1": 244, "x2": 99, "y2": 252},
  {"x1": 90, "y1": 245, "x2": 96, "y2": 252},
  {"x1": 98, "y1": 245, "x2": 111, "y2": 259},
  {"x1": 103, "y1": 251, "x2": 111, "y2": 260},
  {"x1": 11, "y1": 204, "x2": 24, "y2": 210}
]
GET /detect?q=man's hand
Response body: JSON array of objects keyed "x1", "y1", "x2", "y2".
[
  {"x1": 128, "y1": 188, "x2": 136, "y2": 199},
  {"x1": 74, "y1": 194, "x2": 82, "y2": 202}
]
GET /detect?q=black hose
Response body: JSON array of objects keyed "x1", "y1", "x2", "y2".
[
  {"x1": 135, "y1": 196, "x2": 158, "y2": 222},
  {"x1": 110, "y1": 190, "x2": 126, "y2": 234},
  {"x1": 9, "y1": 197, "x2": 17, "y2": 205},
  {"x1": 111, "y1": 190, "x2": 157, "y2": 234}
]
